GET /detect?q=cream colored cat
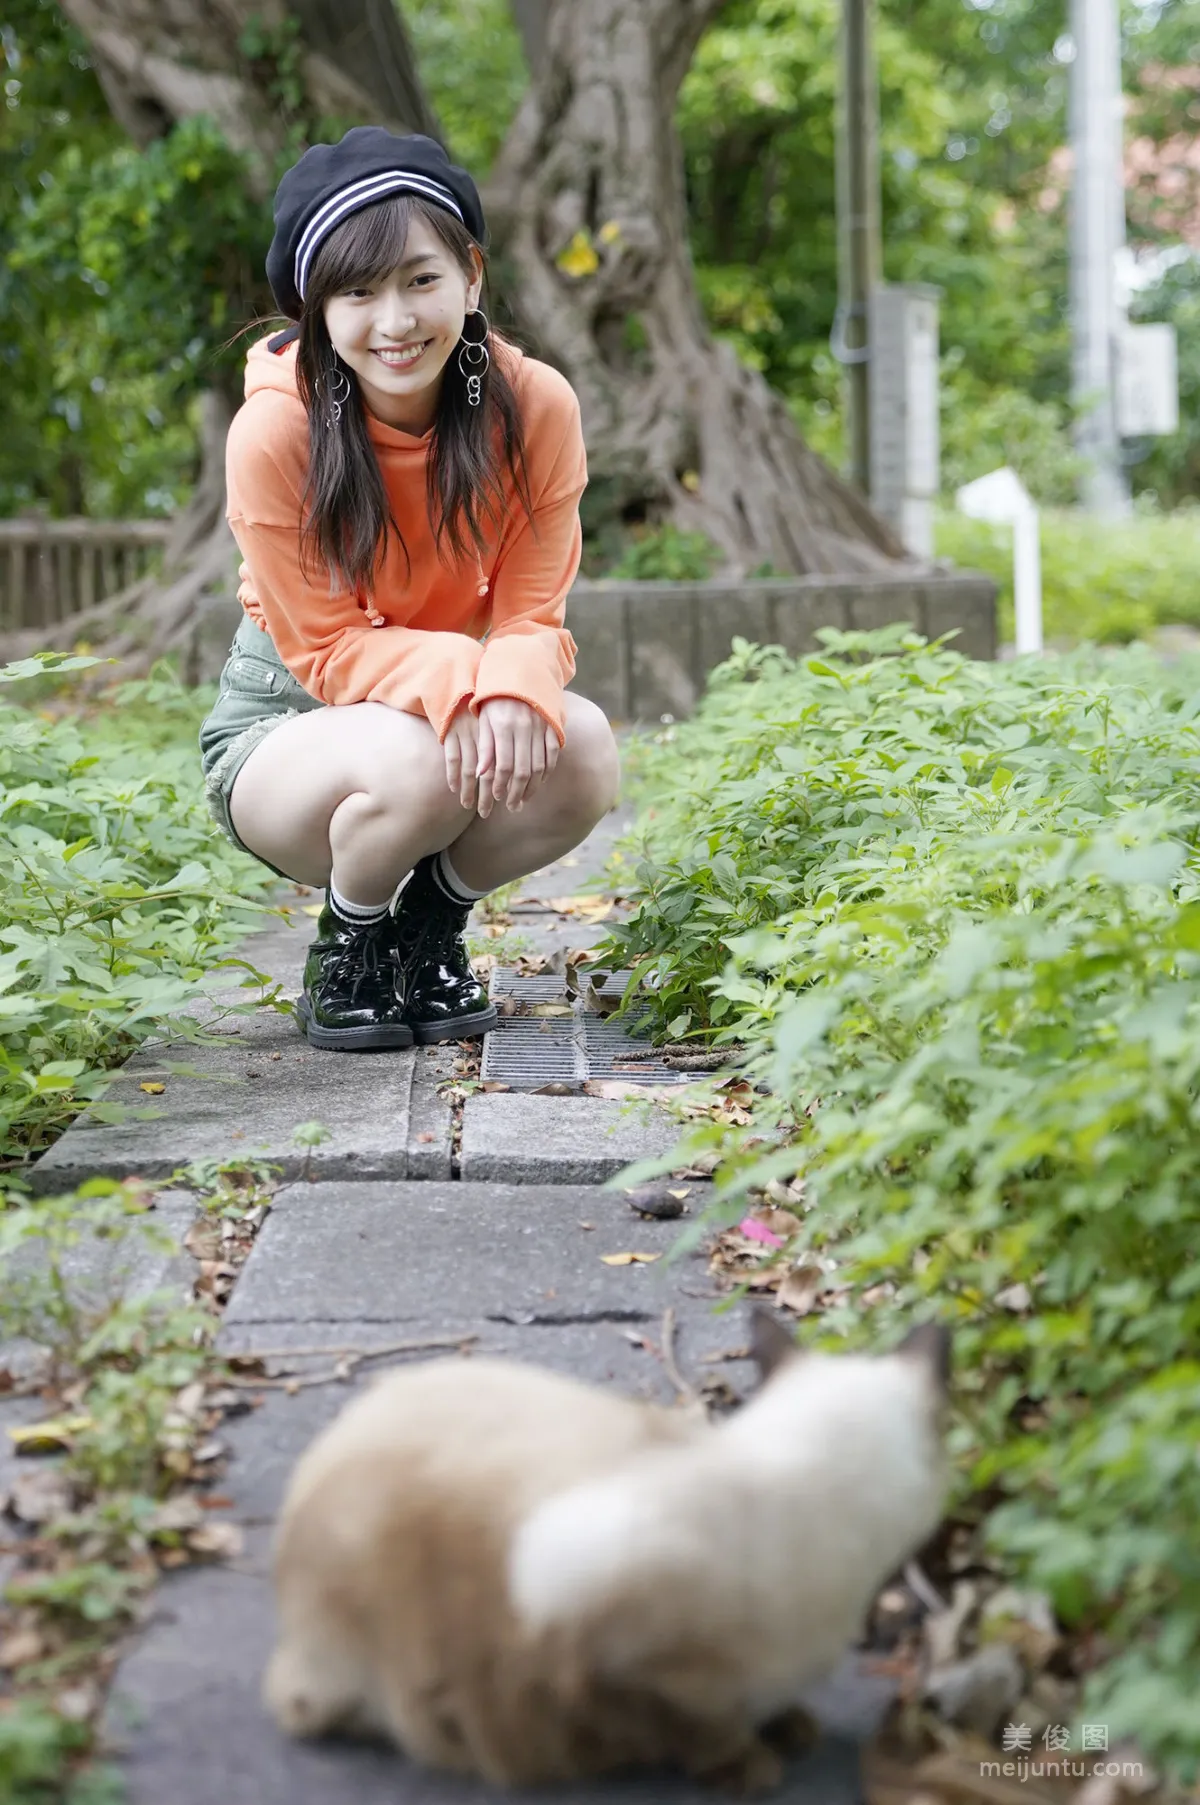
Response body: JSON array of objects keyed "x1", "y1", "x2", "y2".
[{"x1": 264, "y1": 1314, "x2": 949, "y2": 1792}]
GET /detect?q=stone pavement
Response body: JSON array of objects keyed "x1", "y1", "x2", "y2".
[{"x1": 30, "y1": 806, "x2": 890, "y2": 1804}]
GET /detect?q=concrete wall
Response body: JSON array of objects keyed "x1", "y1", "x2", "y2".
[{"x1": 191, "y1": 570, "x2": 996, "y2": 720}]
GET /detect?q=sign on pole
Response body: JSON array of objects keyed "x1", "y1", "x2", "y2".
[{"x1": 956, "y1": 468, "x2": 1042, "y2": 656}]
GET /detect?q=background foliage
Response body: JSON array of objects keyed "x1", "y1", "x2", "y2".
[
  {"x1": 935, "y1": 503, "x2": 1200, "y2": 645},
  {"x1": 3, "y1": 0, "x2": 1199, "y2": 530}
]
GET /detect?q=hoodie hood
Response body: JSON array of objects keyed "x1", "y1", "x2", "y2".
[{"x1": 244, "y1": 331, "x2": 305, "y2": 405}]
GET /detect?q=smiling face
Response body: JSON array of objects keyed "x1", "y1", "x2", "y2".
[{"x1": 321, "y1": 211, "x2": 483, "y2": 435}]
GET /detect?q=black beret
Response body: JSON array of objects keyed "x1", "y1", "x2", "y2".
[{"x1": 266, "y1": 127, "x2": 487, "y2": 320}]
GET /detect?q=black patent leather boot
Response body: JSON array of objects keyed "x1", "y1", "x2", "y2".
[
  {"x1": 296, "y1": 903, "x2": 414, "y2": 1051},
  {"x1": 390, "y1": 857, "x2": 498, "y2": 1044}
]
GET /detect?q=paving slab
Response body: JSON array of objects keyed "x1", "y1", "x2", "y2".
[
  {"x1": 460, "y1": 1093, "x2": 681, "y2": 1183},
  {"x1": 28, "y1": 1020, "x2": 425, "y2": 1191},
  {"x1": 105, "y1": 1524, "x2": 880, "y2": 1805},
  {"x1": 408, "y1": 1044, "x2": 457, "y2": 1180},
  {"x1": 204, "y1": 1319, "x2": 751, "y2": 1528},
  {"x1": 221, "y1": 1181, "x2": 718, "y2": 1331}
]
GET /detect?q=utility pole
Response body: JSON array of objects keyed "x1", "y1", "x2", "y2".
[
  {"x1": 835, "y1": 0, "x2": 882, "y2": 497},
  {"x1": 1069, "y1": 0, "x2": 1130, "y2": 515}
]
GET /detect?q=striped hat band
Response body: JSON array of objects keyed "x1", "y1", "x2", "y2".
[{"x1": 295, "y1": 171, "x2": 465, "y2": 301}]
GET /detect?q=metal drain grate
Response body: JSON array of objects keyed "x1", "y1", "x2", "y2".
[{"x1": 480, "y1": 970, "x2": 690, "y2": 1091}]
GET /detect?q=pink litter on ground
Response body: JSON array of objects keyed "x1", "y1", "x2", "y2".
[{"x1": 740, "y1": 1216, "x2": 784, "y2": 1248}]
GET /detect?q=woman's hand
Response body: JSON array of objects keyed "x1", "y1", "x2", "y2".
[
  {"x1": 474, "y1": 698, "x2": 560, "y2": 819},
  {"x1": 442, "y1": 707, "x2": 482, "y2": 811}
]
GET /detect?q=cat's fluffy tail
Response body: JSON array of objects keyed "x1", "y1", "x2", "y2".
[{"x1": 508, "y1": 1460, "x2": 686, "y2": 1640}]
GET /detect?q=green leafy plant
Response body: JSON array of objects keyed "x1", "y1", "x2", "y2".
[
  {"x1": 1, "y1": 654, "x2": 285, "y2": 1167},
  {"x1": 290, "y1": 1119, "x2": 331, "y2": 1182},
  {"x1": 602, "y1": 524, "x2": 723, "y2": 583},
  {"x1": 604, "y1": 627, "x2": 1200, "y2": 1781},
  {"x1": 0, "y1": 1165, "x2": 274, "y2": 1804}
]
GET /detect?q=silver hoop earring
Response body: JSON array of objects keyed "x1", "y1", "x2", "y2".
[
  {"x1": 457, "y1": 309, "x2": 490, "y2": 407},
  {"x1": 317, "y1": 365, "x2": 352, "y2": 428}
]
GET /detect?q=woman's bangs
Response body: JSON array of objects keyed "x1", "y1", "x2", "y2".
[{"x1": 310, "y1": 194, "x2": 415, "y2": 296}]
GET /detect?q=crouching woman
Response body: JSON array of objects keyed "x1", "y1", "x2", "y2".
[{"x1": 199, "y1": 128, "x2": 619, "y2": 1052}]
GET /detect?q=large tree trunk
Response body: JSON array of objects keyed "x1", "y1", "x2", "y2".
[
  {"x1": 20, "y1": 0, "x2": 909, "y2": 674},
  {"x1": 58, "y1": 0, "x2": 438, "y2": 197},
  {"x1": 485, "y1": 0, "x2": 907, "y2": 575},
  {"x1": 11, "y1": 0, "x2": 438, "y2": 670}
]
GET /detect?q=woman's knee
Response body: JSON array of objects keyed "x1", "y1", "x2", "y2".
[
  {"x1": 555, "y1": 696, "x2": 621, "y2": 817},
  {"x1": 229, "y1": 701, "x2": 466, "y2": 858}
]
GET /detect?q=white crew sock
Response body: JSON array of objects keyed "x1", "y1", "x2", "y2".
[
  {"x1": 328, "y1": 880, "x2": 390, "y2": 927},
  {"x1": 431, "y1": 849, "x2": 491, "y2": 905}
]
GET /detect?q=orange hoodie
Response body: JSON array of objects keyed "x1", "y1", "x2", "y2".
[{"x1": 223, "y1": 333, "x2": 584, "y2": 743}]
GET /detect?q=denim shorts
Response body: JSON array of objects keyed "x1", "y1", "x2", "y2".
[{"x1": 198, "y1": 615, "x2": 325, "y2": 877}]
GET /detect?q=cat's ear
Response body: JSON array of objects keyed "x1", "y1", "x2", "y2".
[
  {"x1": 895, "y1": 1322, "x2": 951, "y2": 1398},
  {"x1": 750, "y1": 1307, "x2": 799, "y2": 1381}
]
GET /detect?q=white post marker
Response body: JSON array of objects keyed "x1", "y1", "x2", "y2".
[{"x1": 955, "y1": 467, "x2": 1043, "y2": 656}]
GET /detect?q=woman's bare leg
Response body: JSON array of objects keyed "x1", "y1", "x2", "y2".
[
  {"x1": 226, "y1": 694, "x2": 621, "y2": 899},
  {"x1": 228, "y1": 702, "x2": 473, "y2": 903}
]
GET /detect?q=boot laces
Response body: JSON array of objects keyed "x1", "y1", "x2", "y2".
[{"x1": 327, "y1": 921, "x2": 385, "y2": 993}]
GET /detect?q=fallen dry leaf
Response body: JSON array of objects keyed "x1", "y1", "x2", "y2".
[
  {"x1": 713, "y1": 1101, "x2": 753, "y2": 1126},
  {"x1": 979, "y1": 1586, "x2": 1061, "y2": 1671},
  {"x1": 778, "y1": 1260, "x2": 825, "y2": 1315},
  {"x1": 579, "y1": 982, "x2": 623, "y2": 1017},
  {"x1": 9, "y1": 1413, "x2": 93, "y2": 1455},
  {"x1": 530, "y1": 1001, "x2": 574, "y2": 1018},
  {"x1": 149, "y1": 1495, "x2": 205, "y2": 1535},
  {"x1": 923, "y1": 1642, "x2": 1024, "y2": 1739},
  {"x1": 6, "y1": 1465, "x2": 74, "y2": 1525},
  {"x1": 187, "y1": 1521, "x2": 244, "y2": 1559},
  {"x1": 585, "y1": 1078, "x2": 644, "y2": 1100},
  {"x1": 0, "y1": 1626, "x2": 47, "y2": 1670},
  {"x1": 184, "y1": 1220, "x2": 222, "y2": 1262},
  {"x1": 54, "y1": 1683, "x2": 98, "y2": 1723},
  {"x1": 139, "y1": 1081, "x2": 165, "y2": 1095},
  {"x1": 753, "y1": 1207, "x2": 803, "y2": 1239},
  {"x1": 541, "y1": 894, "x2": 621, "y2": 921},
  {"x1": 600, "y1": 1252, "x2": 662, "y2": 1266},
  {"x1": 716, "y1": 1076, "x2": 756, "y2": 1099},
  {"x1": 924, "y1": 1578, "x2": 980, "y2": 1669}
]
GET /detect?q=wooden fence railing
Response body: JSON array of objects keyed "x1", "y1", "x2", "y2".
[{"x1": 0, "y1": 518, "x2": 174, "y2": 635}]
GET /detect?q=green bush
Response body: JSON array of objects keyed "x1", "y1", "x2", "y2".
[
  {"x1": 601, "y1": 523, "x2": 723, "y2": 582},
  {"x1": 605, "y1": 628, "x2": 1200, "y2": 1780},
  {"x1": 938, "y1": 369, "x2": 1083, "y2": 507},
  {"x1": 0, "y1": 655, "x2": 282, "y2": 1167},
  {"x1": 936, "y1": 505, "x2": 1200, "y2": 648}
]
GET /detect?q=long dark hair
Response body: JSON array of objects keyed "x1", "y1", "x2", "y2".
[{"x1": 294, "y1": 193, "x2": 533, "y2": 597}]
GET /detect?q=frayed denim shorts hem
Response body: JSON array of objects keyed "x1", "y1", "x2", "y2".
[{"x1": 198, "y1": 616, "x2": 325, "y2": 882}]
